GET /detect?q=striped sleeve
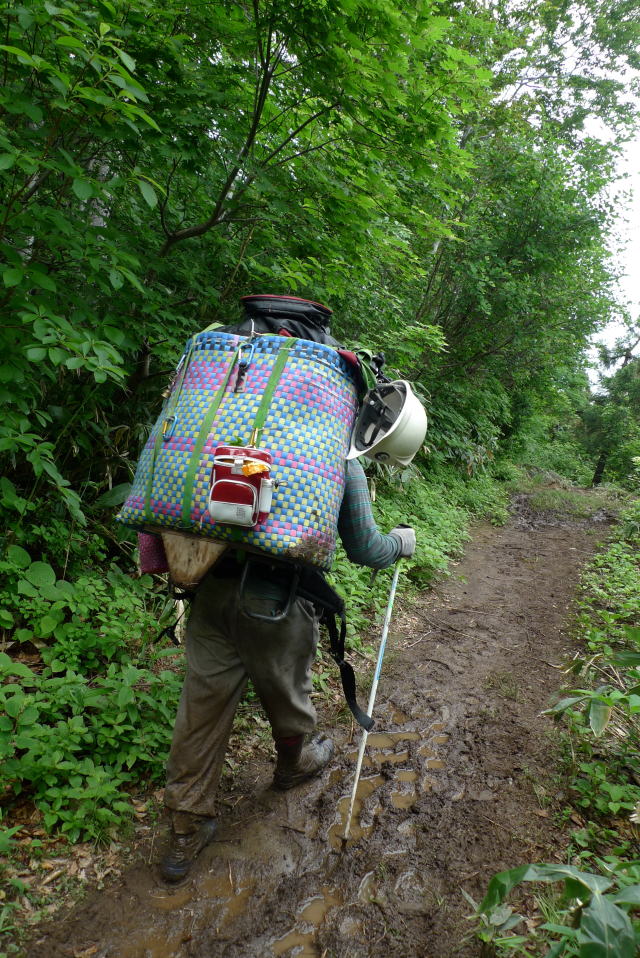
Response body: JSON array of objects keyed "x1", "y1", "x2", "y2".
[{"x1": 337, "y1": 459, "x2": 401, "y2": 569}]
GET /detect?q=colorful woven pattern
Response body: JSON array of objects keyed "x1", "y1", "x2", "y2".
[{"x1": 117, "y1": 332, "x2": 359, "y2": 569}]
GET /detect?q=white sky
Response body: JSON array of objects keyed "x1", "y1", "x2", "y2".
[
  {"x1": 612, "y1": 133, "x2": 640, "y2": 324},
  {"x1": 587, "y1": 132, "x2": 639, "y2": 383}
]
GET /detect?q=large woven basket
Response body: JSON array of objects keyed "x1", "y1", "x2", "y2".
[{"x1": 117, "y1": 331, "x2": 359, "y2": 570}]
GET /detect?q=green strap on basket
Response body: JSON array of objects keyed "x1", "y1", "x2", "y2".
[
  {"x1": 249, "y1": 337, "x2": 294, "y2": 444},
  {"x1": 143, "y1": 338, "x2": 195, "y2": 521},
  {"x1": 180, "y1": 345, "x2": 241, "y2": 523}
]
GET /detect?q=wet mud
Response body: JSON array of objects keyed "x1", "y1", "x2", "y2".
[{"x1": 25, "y1": 496, "x2": 610, "y2": 957}]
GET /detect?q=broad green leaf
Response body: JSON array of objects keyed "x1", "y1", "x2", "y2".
[
  {"x1": 17, "y1": 579, "x2": 39, "y2": 598},
  {"x1": 56, "y1": 36, "x2": 85, "y2": 50},
  {"x1": 577, "y1": 892, "x2": 635, "y2": 958},
  {"x1": 0, "y1": 608, "x2": 14, "y2": 627},
  {"x1": 17, "y1": 8, "x2": 34, "y2": 28},
  {"x1": 72, "y1": 179, "x2": 93, "y2": 200},
  {"x1": 0, "y1": 154, "x2": 16, "y2": 170},
  {"x1": 480, "y1": 864, "x2": 612, "y2": 914},
  {"x1": 5, "y1": 659, "x2": 34, "y2": 679},
  {"x1": 125, "y1": 105, "x2": 159, "y2": 130},
  {"x1": 113, "y1": 47, "x2": 136, "y2": 73},
  {"x1": 25, "y1": 561, "x2": 56, "y2": 589},
  {"x1": 38, "y1": 614, "x2": 59, "y2": 636},
  {"x1": 29, "y1": 271, "x2": 57, "y2": 292},
  {"x1": 26, "y1": 347, "x2": 47, "y2": 361},
  {"x1": 48, "y1": 347, "x2": 68, "y2": 365},
  {"x1": 137, "y1": 179, "x2": 157, "y2": 207},
  {"x1": 19, "y1": 706, "x2": 39, "y2": 726},
  {"x1": 611, "y1": 885, "x2": 640, "y2": 906},
  {"x1": 93, "y1": 483, "x2": 131, "y2": 508},
  {"x1": 5, "y1": 695, "x2": 25, "y2": 718},
  {"x1": 0, "y1": 45, "x2": 36, "y2": 66},
  {"x1": 0, "y1": 651, "x2": 13, "y2": 670},
  {"x1": 117, "y1": 685, "x2": 135, "y2": 707},
  {"x1": 3, "y1": 268, "x2": 23, "y2": 287},
  {"x1": 589, "y1": 699, "x2": 612, "y2": 736},
  {"x1": 56, "y1": 581, "x2": 75, "y2": 597},
  {"x1": 39, "y1": 583, "x2": 65, "y2": 601},
  {"x1": 65, "y1": 357, "x2": 86, "y2": 370},
  {"x1": 121, "y1": 268, "x2": 144, "y2": 292},
  {"x1": 7, "y1": 544, "x2": 31, "y2": 569}
]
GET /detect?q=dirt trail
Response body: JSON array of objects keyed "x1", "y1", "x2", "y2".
[{"x1": 26, "y1": 494, "x2": 610, "y2": 958}]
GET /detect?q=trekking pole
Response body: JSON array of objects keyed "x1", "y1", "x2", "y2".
[{"x1": 342, "y1": 561, "x2": 403, "y2": 845}]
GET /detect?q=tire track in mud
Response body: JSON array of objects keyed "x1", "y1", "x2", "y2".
[{"x1": 28, "y1": 497, "x2": 610, "y2": 958}]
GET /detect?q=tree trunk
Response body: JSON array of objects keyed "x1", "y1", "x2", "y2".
[{"x1": 591, "y1": 450, "x2": 608, "y2": 486}]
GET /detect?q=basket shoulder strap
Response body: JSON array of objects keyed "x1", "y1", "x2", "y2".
[
  {"x1": 180, "y1": 346, "x2": 241, "y2": 523},
  {"x1": 249, "y1": 338, "x2": 295, "y2": 444}
]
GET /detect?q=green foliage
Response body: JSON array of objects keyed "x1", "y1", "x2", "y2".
[
  {"x1": 516, "y1": 435, "x2": 594, "y2": 487},
  {"x1": 331, "y1": 463, "x2": 508, "y2": 646},
  {"x1": 527, "y1": 488, "x2": 624, "y2": 518},
  {"x1": 0, "y1": 648, "x2": 182, "y2": 842},
  {"x1": 578, "y1": 337, "x2": 640, "y2": 487},
  {"x1": 0, "y1": 0, "x2": 495, "y2": 522},
  {"x1": 546, "y1": 516, "x2": 640, "y2": 824},
  {"x1": 468, "y1": 862, "x2": 640, "y2": 958},
  {"x1": 0, "y1": 521, "x2": 181, "y2": 842},
  {"x1": 0, "y1": 531, "x2": 155, "y2": 669},
  {"x1": 1, "y1": 0, "x2": 632, "y2": 525},
  {"x1": 618, "y1": 500, "x2": 640, "y2": 542}
]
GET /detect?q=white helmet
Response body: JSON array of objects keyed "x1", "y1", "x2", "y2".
[{"x1": 347, "y1": 380, "x2": 427, "y2": 466}]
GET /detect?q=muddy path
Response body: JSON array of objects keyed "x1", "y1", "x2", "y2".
[{"x1": 26, "y1": 495, "x2": 611, "y2": 958}]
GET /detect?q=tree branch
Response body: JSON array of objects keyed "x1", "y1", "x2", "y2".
[
  {"x1": 159, "y1": 37, "x2": 282, "y2": 255},
  {"x1": 270, "y1": 135, "x2": 342, "y2": 167}
]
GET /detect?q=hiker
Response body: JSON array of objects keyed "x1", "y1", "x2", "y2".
[
  {"x1": 160, "y1": 462, "x2": 418, "y2": 881},
  {"x1": 156, "y1": 298, "x2": 427, "y2": 882}
]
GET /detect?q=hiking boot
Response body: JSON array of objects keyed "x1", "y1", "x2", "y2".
[
  {"x1": 160, "y1": 811, "x2": 217, "y2": 883},
  {"x1": 273, "y1": 733, "x2": 335, "y2": 790}
]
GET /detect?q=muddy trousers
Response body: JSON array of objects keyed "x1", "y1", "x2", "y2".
[{"x1": 164, "y1": 571, "x2": 319, "y2": 819}]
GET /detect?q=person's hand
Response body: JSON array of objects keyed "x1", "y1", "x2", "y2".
[{"x1": 390, "y1": 525, "x2": 416, "y2": 557}]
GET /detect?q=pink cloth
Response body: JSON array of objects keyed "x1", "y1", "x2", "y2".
[{"x1": 138, "y1": 532, "x2": 169, "y2": 574}]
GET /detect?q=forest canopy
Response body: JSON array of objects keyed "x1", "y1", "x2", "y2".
[{"x1": 1, "y1": 0, "x2": 639, "y2": 517}]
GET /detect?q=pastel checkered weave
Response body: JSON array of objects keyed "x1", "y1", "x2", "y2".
[{"x1": 117, "y1": 332, "x2": 359, "y2": 570}]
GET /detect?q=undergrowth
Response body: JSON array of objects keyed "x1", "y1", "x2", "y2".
[
  {"x1": 330, "y1": 465, "x2": 509, "y2": 649},
  {"x1": 512, "y1": 431, "x2": 594, "y2": 487},
  {"x1": 0, "y1": 483, "x2": 185, "y2": 946},
  {"x1": 527, "y1": 486, "x2": 625, "y2": 518},
  {"x1": 469, "y1": 497, "x2": 640, "y2": 956}
]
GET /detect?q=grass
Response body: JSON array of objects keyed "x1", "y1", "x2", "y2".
[
  {"x1": 527, "y1": 487, "x2": 626, "y2": 517},
  {"x1": 484, "y1": 670, "x2": 521, "y2": 702}
]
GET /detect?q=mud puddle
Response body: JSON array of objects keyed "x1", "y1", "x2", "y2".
[{"x1": 25, "y1": 495, "x2": 609, "y2": 957}]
